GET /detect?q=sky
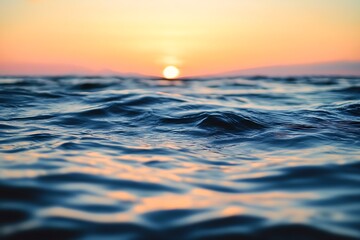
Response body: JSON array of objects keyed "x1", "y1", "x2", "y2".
[{"x1": 0, "y1": 0, "x2": 359, "y2": 76}]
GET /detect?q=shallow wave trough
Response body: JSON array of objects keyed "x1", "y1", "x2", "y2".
[{"x1": 0, "y1": 76, "x2": 360, "y2": 239}]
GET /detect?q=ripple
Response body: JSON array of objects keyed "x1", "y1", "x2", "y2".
[
  {"x1": 240, "y1": 162, "x2": 360, "y2": 191},
  {"x1": 37, "y1": 173, "x2": 182, "y2": 193},
  {"x1": 1, "y1": 76, "x2": 360, "y2": 239}
]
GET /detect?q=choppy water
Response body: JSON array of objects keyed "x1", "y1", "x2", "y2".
[{"x1": 0, "y1": 75, "x2": 359, "y2": 240}]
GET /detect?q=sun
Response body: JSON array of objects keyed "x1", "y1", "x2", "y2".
[{"x1": 162, "y1": 66, "x2": 180, "y2": 79}]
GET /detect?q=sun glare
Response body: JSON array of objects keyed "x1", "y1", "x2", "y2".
[{"x1": 163, "y1": 66, "x2": 180, "y2": 79}]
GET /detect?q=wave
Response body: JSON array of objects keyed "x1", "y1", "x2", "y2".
[{"x1": 0, "y1": 76, "x2": 359, "y2": 239}]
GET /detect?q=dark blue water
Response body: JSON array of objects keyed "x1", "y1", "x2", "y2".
[{"x1": 0, "y1": 76, "x2": 359, "y2": 240}]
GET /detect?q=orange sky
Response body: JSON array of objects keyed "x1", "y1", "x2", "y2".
[{"x1": 0, "y1": 0, "x2": 359, "y2": 76}]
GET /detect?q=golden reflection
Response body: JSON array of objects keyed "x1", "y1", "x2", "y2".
[
  {"x1": 131, "y1": 188, "x2": 318, "y2": 215},
  {"x1": 0, "y1": 169, "x2": 47, "y2": 179},
  {"x1": 2, "y1": 154, "x2": 16, "y2": 161},
  {"x1": 221, "y1": 206, "x2": 245, "y2": 216},
  {"x1": 107, "y1": 191, "x2": 137, "y2": 202},
  {"x1": 1, "y1": 145, "x2": 14, "y2": 151},
  {"x1": 41, "y1": 207, "x2": 133, "y2": 223},
  {"x1": 133, "y1": 194, "x2": 195, "y2": 213},
  {"x1": 1, "y1": 149, "x2": 323, "y2": 224},
  {"x1": 67, "y1": 151, "x2": 191, "y2": 183}
]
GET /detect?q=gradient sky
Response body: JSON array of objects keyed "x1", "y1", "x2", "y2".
[{"x1": 0, "y1": 0, "x2": 359, "y2": 76}]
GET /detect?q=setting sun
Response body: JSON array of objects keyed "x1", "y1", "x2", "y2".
[{"x1": 162, "y1": 66, "x2": 180, "y2": 79}]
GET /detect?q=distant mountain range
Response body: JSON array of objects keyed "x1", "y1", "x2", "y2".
[
  {"x1": 0, "y1": 63, "x2": 134, "y2": 77},
  {"x1": 0, "y1": 61, "x2": 359, "y2": 77},
  {"x1": 223, "y1": 61, "x2": 360, "y2": 77},
  {"x1": 0, "y1": 63, "x2": 92, "y2": 76}
]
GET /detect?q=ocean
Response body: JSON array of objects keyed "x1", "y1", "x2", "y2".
[{"x1": 0, "y1": 76, "x2": 359, "y2": 239}]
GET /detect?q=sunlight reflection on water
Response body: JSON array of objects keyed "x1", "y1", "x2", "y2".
[{"x1": 0, "y1": 76, "x2": 359, "y2": 239}]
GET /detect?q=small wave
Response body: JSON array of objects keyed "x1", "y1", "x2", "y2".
[
  {"x1": 240, "y1": 162, "x2": 360, "y2": 190},
  {"x1": 196, "y1": 112, "x2": 265, "y2": 132},
  {"x1": 331, "y1": 86, "x2": 360, "y2": 94},
  {"x1": 331, "y1": 102, "x2": 360, "y2": 117},
  {"x1": 161, "y1": 111, "x2": 265, "y2": 134}
]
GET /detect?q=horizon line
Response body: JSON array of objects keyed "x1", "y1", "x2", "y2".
[{"x1": 1, "y1": 60, "x2": 360, "y2": 78}]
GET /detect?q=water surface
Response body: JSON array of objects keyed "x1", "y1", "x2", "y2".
[{"x1": 0, "y1": 76, "x2": 359, "y2": 239}]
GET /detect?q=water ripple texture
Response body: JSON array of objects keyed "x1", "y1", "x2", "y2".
[{"x1": 0, "y1": 76, "x2": 359, "y2": 240}]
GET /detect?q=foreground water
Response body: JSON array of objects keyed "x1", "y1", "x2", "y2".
[{"x1": 0, "y1": 76, "x2": 359, "y2": 239}]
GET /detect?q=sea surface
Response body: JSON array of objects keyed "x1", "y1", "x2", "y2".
[{"x1": 0, "y1": 75, "x2": 359, "y2": 240}]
